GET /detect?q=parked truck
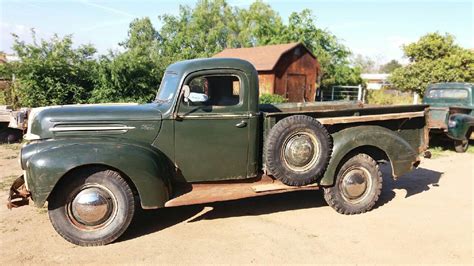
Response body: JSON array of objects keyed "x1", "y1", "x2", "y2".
[
  {"x1": 0, "y1": 105, "x2": 27, "y2": 143},
  {"x1": 10, "y1": 58, "x2": 429, "y2": 246},
  {"x1": 423, "y1": 82, "x2": 474, "y2": 152}
]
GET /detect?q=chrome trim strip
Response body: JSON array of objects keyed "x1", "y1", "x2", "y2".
[
  {"x1": 50, "y1": 126, "x2": 135, "y2": 132},
  {"x1": 179, "y1": 113, "x2": 251, "y2": 119}
]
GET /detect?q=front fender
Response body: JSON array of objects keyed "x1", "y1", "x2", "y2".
[
  {"x1": 320, "y1": 126, "x2": 419, "y2": 186},
  {"x1": 447, "y1": 113, "x2": 474, "y2": 140},
  {"x1": 24, "y1": 139, "x2": 172, "y2": 209}
]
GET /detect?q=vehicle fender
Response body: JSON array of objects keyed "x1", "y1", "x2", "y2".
[
  {"x1": 447, "y1": 113, "x2": 474, "y2": 140},
  {"x1": 320, "y1": 125, "x2": 418, "y2": 186},
  {"x1": 25, "y1": 140, "x2": 172, "y2": 209}
]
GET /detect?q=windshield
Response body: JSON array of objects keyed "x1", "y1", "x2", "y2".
[
  {"x1": 154, "y1": 71, "x2": 180, "y2": 103},
  {"x1": 426, "y1": 89, "x2": 469, "y2": 99}
]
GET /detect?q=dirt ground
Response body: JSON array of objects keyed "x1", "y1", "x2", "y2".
[{"x1": 0, "y1": 144, "x2": 472, "y2": 264}]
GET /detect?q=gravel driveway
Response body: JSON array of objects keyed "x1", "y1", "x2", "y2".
[{"x1": 0, "y1": 144, "x2": 472, "y2": 264}]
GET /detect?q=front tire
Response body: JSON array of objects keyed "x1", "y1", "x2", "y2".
[
  {"x1": 48, "y1": 167, "x2": 135, "y2": 246},
  {"x1": 323, "y1": 153, "x2": 382, "y2": 215}
]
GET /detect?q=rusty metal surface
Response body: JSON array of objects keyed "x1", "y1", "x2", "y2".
[
  {"x1": 164, "y1": 175, "x2": 319, "y2": 208},
  {"x1": 317, "y1": 111, "x2": 425, "y2": 125},
  {"x1": 6, "y1": 175, "x2": 30, "y2": 210}
]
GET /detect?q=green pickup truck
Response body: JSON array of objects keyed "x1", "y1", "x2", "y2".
[
  {"x1": 423, "y1": 82, "x2": 474, "y2": 152},
  {"x1": 12, "y1": 58, "x2": 429, "y2": 246}
]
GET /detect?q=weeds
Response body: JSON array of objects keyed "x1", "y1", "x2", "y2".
[
  {"x1": 0, "y1": 175, "x2": 18, "y2": 190},
  {"x1": 2, "y1": 143, "x2": 22, "y2": 151}
]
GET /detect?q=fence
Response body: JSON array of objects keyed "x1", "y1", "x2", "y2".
[{"x1": 319, "y1": 85, "x2": 363, "y2": 102}]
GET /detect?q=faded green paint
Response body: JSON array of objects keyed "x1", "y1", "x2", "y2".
[
  {"x1": 423, "y1": 82, "x2": 474, "y2": 141},
  {"x1": 320, "y1": 125, "x2": 419, "y2": 186},
  {"x1": 448, "y1": 113, "x2": 474, "y2": 140},
  {"x1": 20, "y1": 58, "x2": 428, "y2": 210},
  {"x1": 22, "y1": 139, "x2": 171, "y2": 208}
]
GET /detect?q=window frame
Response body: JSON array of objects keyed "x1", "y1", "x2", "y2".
[{"x1": 177, "y1": 70, "x2": 247, "y2": 115}]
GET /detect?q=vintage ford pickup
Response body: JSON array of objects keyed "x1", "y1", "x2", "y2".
[
  {"x1": 11, "y1": 58, "x2": 429, "y2": 246},
  {"x1": 423, "y1": 82, "x2": 474, "y2": 152}
]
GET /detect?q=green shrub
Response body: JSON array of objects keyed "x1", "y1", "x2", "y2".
[
  {"x1": 259, "y1": 93, "x2": 288, "y2": 104},
  {"x1": 366, "y1": 88, "x2": 413, "y2": 105}
]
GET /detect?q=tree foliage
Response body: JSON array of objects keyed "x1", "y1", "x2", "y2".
[
  {"x1": 380, "y1": 59, "x2": 402, "y2": 73},
  {"x1": 91, "y1": 18, "x2": 162, "y2": 103},
  {"x1": 7, "y1": 32, "x2": 98, "y2": 107},
  {"x1": 390, "y1": 33, "x2": 474, "y2": 94},
  {"x1": 3, "y1": 0, "x2": 362, "y2": 107}
]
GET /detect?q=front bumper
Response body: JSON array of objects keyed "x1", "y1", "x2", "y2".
[{"x1": 6, "y1": 175, "x2": 30, "y2": 209}]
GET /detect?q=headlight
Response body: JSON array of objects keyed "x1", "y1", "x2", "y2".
[{"x1": 448, "y1": 119, "x2": 457, "y2": 128}]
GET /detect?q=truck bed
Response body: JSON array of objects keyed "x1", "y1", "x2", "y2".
[{"x1": 260, "y1": 101, "x2": 427, "y2": 123}]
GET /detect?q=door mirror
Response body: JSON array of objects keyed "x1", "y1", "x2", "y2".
[{"x1": 183, "y1": 85, "x2": 191, "y2": 103}]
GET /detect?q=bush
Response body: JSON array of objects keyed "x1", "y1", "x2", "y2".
[
  {"x1": 366, "y1": 88, "x2": 413, "y2": 105},
  {"x1": 259, "y1": 93, "x2": 287, "y2": 104}
]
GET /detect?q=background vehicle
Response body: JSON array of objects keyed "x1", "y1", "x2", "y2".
[
  {"x1": 423, "y1": 82, "x2": 474, "y2": 152},
  {"x1": 15, "y1": 58, "x2": 428, "y2": 246},
  {"x1": 0, "y1": 105, "x2": 27, "y2": 143}
]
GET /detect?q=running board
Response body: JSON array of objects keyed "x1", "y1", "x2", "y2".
[{"x1": 165, "y1": 175, "x2": 319, "y2": 207}]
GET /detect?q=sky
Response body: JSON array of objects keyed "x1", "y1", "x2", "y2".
[{"x1": 0, "y1": 0, "x2": 473, "y2": 64}]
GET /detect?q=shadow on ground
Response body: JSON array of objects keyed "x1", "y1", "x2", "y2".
[
  {"x1": 375, "y1": 164, "x2": 443, "y2": 209},
  {"x1": 119, "y1": 164, "x2": 443, "y2": 243}
]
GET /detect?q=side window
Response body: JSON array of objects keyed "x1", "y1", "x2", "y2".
[{"x1": 184, "y1": 75, "x2": 241, "y2": 106}]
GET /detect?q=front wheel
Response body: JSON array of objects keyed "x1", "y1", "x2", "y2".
[
  {"x1": 323, "y1": 153, "x2": 382, "y2": 215},
  {"x1": 48, "y1": 167, "x2": 135, "y2": 246}
]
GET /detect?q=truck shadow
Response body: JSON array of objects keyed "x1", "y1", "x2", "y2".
[
  {"x1": 374, "y1": 164, "x2": 443, "y2": 209},
  {"x1": 118, "y1": 165, "x2": 442, "y2": 243}
]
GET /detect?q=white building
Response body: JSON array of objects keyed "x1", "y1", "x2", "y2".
[{"x1": 361, "y1": 73, "x2": 391, "y2": 90}]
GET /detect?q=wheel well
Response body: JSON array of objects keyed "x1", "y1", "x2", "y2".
[
  {"x1": 48, "y1": 164, "x2": 140, "y2": 203},
  {"x1": 344, "y1": 145, "x2": 389, "y2": 163}
]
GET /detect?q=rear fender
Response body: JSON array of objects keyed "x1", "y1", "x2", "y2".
[
  {"x1": 320, "y1": 126, "x2": 419, "y2": 186},
  {"x1": 25, "y1": 140, "x2": 172, "y2": 209},
  {"x1": 447, "y1": 113, "x2": 474, "y2": 140}
]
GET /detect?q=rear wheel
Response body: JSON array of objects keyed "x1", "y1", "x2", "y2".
[
  {"x1": 323, "y1": 153, "x2": 382, "y2": 215},
  {"x1": 454, "y1": 138, "x2": 469, "y2": 153},
  {"x1": 48, "y1": 167, "x2": 135, "y2": 246}
]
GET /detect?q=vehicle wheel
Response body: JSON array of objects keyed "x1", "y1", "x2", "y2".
[
  {"x1": 265, "y1": 115, "x2": 332, "y2": 186},
  {"x1": 454, "y1": 138, "x2": 468, "y2": 153},
  {"x1": 323, "y1": 153, "x2": 382, "y2": 215},
  {"x1": 48, "y1": 167, "x2": 135, "y2": 246}
]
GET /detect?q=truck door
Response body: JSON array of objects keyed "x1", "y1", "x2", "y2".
[{"x1": 174, "y1": 71, "x2": 250, "y2": 182}]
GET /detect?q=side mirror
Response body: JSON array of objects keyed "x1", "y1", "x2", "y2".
[{"x1": 183, "y1": 85, "x2": 191, "y2": 103}]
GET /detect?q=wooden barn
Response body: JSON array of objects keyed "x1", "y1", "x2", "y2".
[{"x1": 213, "y1": 42, "x2": 321, "y2": 102}]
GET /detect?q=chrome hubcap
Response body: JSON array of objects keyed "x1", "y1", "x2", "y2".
[
  {"x1": 283, "y1": 132, "x2": 319, "y2": 171},
  {"x1": 70, "y1": 186, "x2": 114, "y2": 226},
  {"x1": 340, "y1": 167, "x2": 372, "y2": 202}
]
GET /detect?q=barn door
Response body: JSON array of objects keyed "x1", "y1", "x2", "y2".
[{"x1": 286, "y1": 74, "x2": 307, "y2": 102}]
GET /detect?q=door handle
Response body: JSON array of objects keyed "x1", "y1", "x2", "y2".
[{"x1": 235, "y1": 120, "x2": 247, "y2": 128}]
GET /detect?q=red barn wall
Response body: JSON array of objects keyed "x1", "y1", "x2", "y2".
[
  {"x1": 257, "y1": 72, "x2": 275, "y2": 95},
  {"x1": 273, "y1": 48, "x2": 319, "y2": 102}
]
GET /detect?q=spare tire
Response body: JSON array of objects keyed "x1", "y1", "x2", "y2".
[{"x1": 265, "y1": 115, "x2": 332, "y2": 186}]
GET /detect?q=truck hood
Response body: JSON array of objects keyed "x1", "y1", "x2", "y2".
[{"x1": 26, "y1": 103, "x2": 162, "y2": 143}]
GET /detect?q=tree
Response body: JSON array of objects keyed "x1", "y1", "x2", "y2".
[
  {"x1": 380, "y1": 59, "x2": 402, "y2": 73},
  {"x1": 157, "y1": 1, "x2": 361, "y2": 89},
  {"x1": 9, "y1": 31, "x2": 98, "y2": 107},
  {"x1": 390, "y1": 33, "x2": 474, "y2": 94},
  {"x1": 91, "y1": 18, "x2": 163, "y2": 103},
  {"x1": 352, "y1": 54, "x2": 378, "y2": 73}
]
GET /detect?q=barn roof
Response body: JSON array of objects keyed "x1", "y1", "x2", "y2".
[{"x1": 213, "y1": 42, "x2": 316, "y2": 71}]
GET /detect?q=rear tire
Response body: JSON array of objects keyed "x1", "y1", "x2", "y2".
[
  {"x1": 323, "y1": 153, "x2": 382, "y2": 215},
  {"x1": 265, "y1": 115, "x2": 332, "y2": 186},
  {"x1": 454, "y1": 139, "x2": 468, "y2": 153},
  {"x1": 48, "y1": 167, "x2": 135, "y2": 246}
]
